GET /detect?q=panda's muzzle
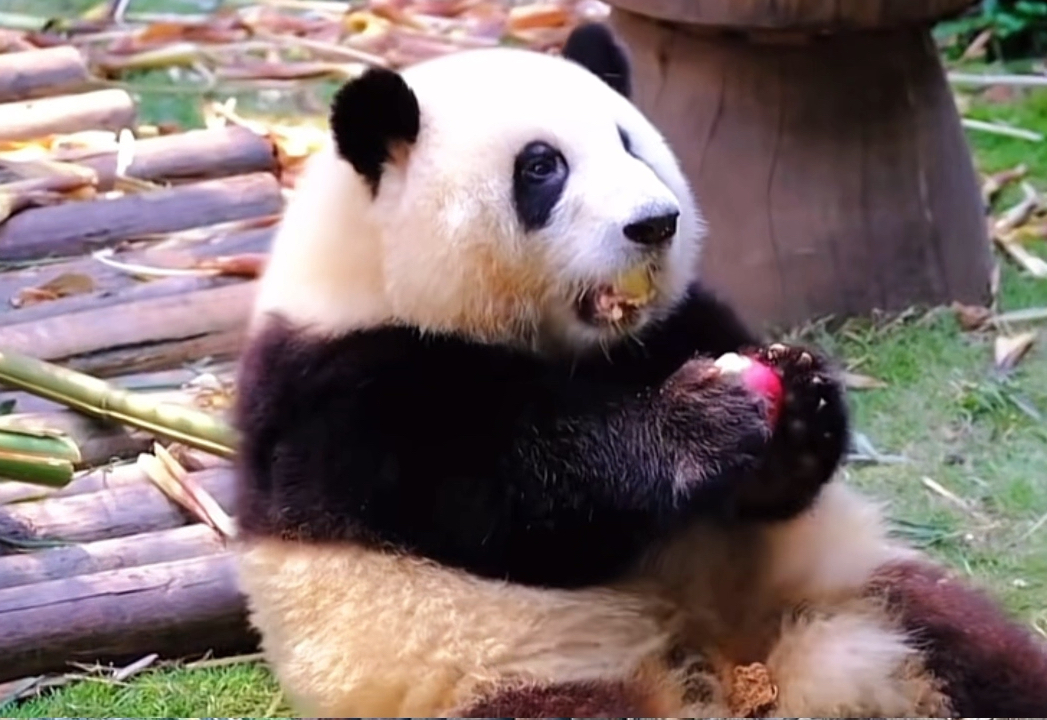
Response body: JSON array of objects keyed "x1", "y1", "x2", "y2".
[{"x1": 575, "y1": 262, "x2": 658, "y2": 327}]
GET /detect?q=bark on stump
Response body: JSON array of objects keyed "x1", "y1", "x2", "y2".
[{"x1": 604, "y1": 0, "x2": 993, "y2": 329}]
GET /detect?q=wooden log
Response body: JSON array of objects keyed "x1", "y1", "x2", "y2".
[
  {"x1": 0, "y1": 89, "x2": 136, "y2": 143},
  {"x1": 0, "y1": 46, "x2": 90, "y2": 103},
  {"x1": 0, "y1": 172, "x2": 283, "y2": 262},
  {"x1": 0, "y1": 466, "x2": 233, "y2": 546},
  {"x1": 0, "y1": 552, "x2": 255, "y2": 683},
  {"x1": 605, "y1": 0, "x2": 976, "y2": 29},
  {"x1": 606, "y1": 6, "x2": 993, "y2": 329},
  {"x1": 0, "y1": 409, "x2": 152, "y2": 471},
  {"x1": 0, "y1": 225, "x2": 274, "y2": 316},
  {"x1": 0, "y1": 280, "x2": 256, "y2": 377},
  {"x1": 0, "y1": 523, "x2": 226, "y2": 590},
  {"x1": 55, "y1": 125, "x2": 278, "y2": 190}
]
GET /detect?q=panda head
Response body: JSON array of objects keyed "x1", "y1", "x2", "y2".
[{"x1": 255, "y1": 23, "x2": 704, "y2": 355}]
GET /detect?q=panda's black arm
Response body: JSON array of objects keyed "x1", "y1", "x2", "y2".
[{"x1": 234, "y1": 316, "x2": 772, "y2": 589}]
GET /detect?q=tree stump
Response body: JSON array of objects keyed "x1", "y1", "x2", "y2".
[{"x1": 604, "y1": 0, "x2": 992, "y2": 329}]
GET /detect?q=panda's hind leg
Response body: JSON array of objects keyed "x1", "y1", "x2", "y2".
[{"x1": 869, "y1": 559, "x2": 1047, "y2": 717}]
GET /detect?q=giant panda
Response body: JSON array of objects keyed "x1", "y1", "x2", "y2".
[{"x1": 232, "y1": 22, "x2": 1047, "y2": 718}]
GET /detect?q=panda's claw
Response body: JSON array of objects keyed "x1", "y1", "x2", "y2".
[{"x1": 731, "y1": 343, "x2": 850, "y2": 521}]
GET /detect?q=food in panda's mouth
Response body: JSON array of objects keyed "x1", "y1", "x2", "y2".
[
  {"x1": 714, "y1": 352, "x2": 784, "y2": 424},
  {"x1": 579, "y1": 264, "x2": 656, "y2": 324}
]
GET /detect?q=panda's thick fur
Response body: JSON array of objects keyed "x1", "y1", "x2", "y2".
[{"x1": 232, "y1": 23, "x2": 1047, "y2": 718}]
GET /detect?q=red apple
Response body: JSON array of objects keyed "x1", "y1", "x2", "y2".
[{"x1": 714, "y1": 352, "x2": 784, "y2": 425}]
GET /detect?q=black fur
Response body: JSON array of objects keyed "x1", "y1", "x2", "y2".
[
  {"x1": 562, "y1": 22, "x2": 632, "y2": 98},
  {"x1": 329, "y1": 68, "x2": 420, "y2": 194},
  {"x1": 234, "y1": 283, "x2": 849, "y2": 589},
  {"x1": 513, "y1": 141, "x2": 569, "y2": 231}
]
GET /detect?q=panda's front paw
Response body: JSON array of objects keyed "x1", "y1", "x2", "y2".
[{"x1": 734, "y1": 343, "x2": 850, "y2": 521}]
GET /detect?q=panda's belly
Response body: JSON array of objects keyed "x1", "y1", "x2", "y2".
[{"x1": 234, "y1": 538, "x2": 673, "y2": 717}]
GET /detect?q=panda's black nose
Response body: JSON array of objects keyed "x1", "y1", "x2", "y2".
[{"x1": 623, "y1": 212, "x2": 679, "y2": 246}]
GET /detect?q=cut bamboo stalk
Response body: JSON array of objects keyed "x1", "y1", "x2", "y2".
[
  {"x1": 0, "y1": 552, "x2": 255, "y2": 683},
  {"x1": 0, "y1": 344, "x2": 241, "y2": 455},
  {"x1": 0, "y1": 452, "x2": 231, "y2": 505},
  {"x1": 0, "y1": 89, "x2": 136, "y2": 143},
  {"x1": 55, "y1": 126, "x2": 278, "y2": 190},
  {"x1": 0, "y1": 173, "x2": 283, "y2": 261},
  {"x1": 0, "y1": 46, "x2": 90, "y2": 103},
  {"x1": 0, "y1": 523, "x2": 226, "y2": 590},
  {"x1": 0, "y1": 466, "x2": 233, "y2": 544},
  {"x1": 0, "y1": 409, "x2": 152, "y2": 469}
]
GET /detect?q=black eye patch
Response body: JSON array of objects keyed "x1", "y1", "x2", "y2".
[{"x1": 513, "y1": 141, "x2": 568, "y2": 232}]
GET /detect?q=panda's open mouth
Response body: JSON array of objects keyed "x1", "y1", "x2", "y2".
[{"x1": 575, "y1": 264, "x2": 658, "y2": 327}]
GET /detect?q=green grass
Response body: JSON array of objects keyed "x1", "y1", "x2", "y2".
[
  {"x1": 6, "y1": 661, "x2": 286, "y2": 717},
  {"x1": 4, "y1": 8, "x2": 1047, "y2": 714}
]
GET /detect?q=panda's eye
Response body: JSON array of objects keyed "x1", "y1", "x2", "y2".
[{"x1": 516, "y1": 142, "x2": 566, "y2": 184}]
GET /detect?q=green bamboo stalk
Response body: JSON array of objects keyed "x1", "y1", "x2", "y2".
[
  {"x1": 0, "y1": 348, "x2": 238, "y2": 459},
  {"x1": 0, "y1": 426, "x2": 81, "y2": 487},
  {"x1": 0, "y1": 452, "x2": 74, "y2": 488}
]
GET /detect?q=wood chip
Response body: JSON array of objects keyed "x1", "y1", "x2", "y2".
[{"x1": 995, "y1": 331, "x2": 1038, "y2": 372}]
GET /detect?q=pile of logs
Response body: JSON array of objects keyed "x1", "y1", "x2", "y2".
[{"x1": 0, "y1": 40, "x2": 279, "y2": 687}]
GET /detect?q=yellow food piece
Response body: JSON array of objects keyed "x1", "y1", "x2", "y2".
[{"x1": 615, "y1": 265, "x2": 654, "y2": 303}]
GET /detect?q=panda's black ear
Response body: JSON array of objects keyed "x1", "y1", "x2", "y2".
[
  {"x1": 561, "y1": 22, "x2": 631, "y2": 99},
  {"x1": 329, "y1": 67, "x2": 420, "y2": 194}
]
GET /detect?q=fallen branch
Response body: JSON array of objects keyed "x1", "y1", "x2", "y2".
[
  {"x1": 949, "y1": 71, "x2": 1047, "y2": 87},
  {"x1": 0, "y1": 522, "x2": 225, "y2": 590},
  {"x1": 0, "y1": 46, "x2": 91, "y2": 103},
  {"x1": 0, "y1": 172, "x2": 283, "y2": 261},
  {"x1": 0, "y1": 89, "x2": 136, "y2": 143},
  {"x1": 0, "y1": 408, "x2": 151, "y2": 473},
  {"x1": 0, "y1": 466, "x2": 233, "y2": 545},
  {"x1": 0, "y1": 552, "x2": 254, "y2": 683}
]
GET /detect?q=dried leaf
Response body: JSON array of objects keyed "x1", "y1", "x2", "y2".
[
  {"x1": 196, "y1": 253, "x2": 268, "y2": 278},
  {"x1": 11, "y1": 272, "x2": 96, "y2": 308},
  {"x1": 952, "y1": 301, "x2": 994, "y2": 331},
  {"x1": 154, "y1": 442, "x2": 237, "y2": 538},
  {"x1": 994, "y1": 331, "x2": 1037, "y2": 372},
  {"x1": 981, "y1": 163, "x2": 1027, "y2": 205}
]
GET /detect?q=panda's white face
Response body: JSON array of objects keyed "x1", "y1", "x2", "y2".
[{"x1": 254, "y1": 34, "x2": 704, "y2": 355}]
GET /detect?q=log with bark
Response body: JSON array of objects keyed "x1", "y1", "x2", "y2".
[
  {"x1": 0, "y1": 466, "x2": 233, "y2": 546},
  {"x1": 0, "y1": 46, "x2": 91, "y2": 103},
  {"x1": 0, "y1": 552, "x2": 255, "y2": 683},
  {"x1": 0, "y1": 224, "x2": 274, "y2": 312},
  {"x1": 0, "y1": 522, "x2": 226, "y2": 590},
  {"x1": 0, "y1": 89, "x2": 136, "y2": 143},
  {"x1": 0, "y1": 172, "x2": 283, "y2": 261},
  {"x1": 54, "y1": 125, "x2": 279, "y2": 190},
  {"x1": 0, "y1": 279, "x2": 256, "y2": 377}
]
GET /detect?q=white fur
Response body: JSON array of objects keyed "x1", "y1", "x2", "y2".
[{"x1": 253, "y1": 46, "x2": 702, "y2": 352}]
